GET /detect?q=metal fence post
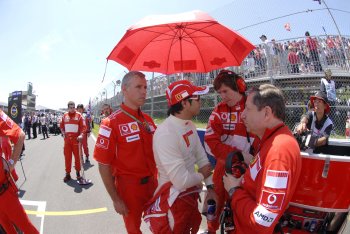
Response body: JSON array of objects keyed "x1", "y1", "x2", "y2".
[{"x1": 150, "y1": 73, "x2": 154, "y2": 118}]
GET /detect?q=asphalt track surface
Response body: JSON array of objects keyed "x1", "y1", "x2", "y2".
[{"x1": 16, "y1": 133, "x2": 209, "y2": 234}]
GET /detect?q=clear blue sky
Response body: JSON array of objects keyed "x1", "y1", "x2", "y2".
[{"x1": 1, "y1": 0, "x2": 348, "y2": 109}]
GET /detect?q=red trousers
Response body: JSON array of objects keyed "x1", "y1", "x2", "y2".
[
  {"x1": 116, "y1": 175, "x2": 157, "y2": 234},
  {"x1": 207, "y1": 160, "x2": 228, "y2": 232},
  {"x1": 63, "y1": 136, "x2": 81, "y2": 173},
  {"x1": 82, "y1": 133, "x2": 89, "y2": 157},
  {"x1": 0, "y1": 182, "x2": 39, "y2": 234},
  {"x1": 144, "y1": 183, "x2": 202, "y2": 234}
]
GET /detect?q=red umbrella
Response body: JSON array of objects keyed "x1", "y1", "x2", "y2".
[{"x1": 107, "y1": 10, "x2": 254, "y2": 75}]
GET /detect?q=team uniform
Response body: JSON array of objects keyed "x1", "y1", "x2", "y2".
[
  {"x1": 0, "y1": 137, "x2": 18, "y2": 181},
  {"x1": 144, "y1": 114, "x2": 213, "y2": 233},
  {"x1": 230, "y1": 124, "x2": 301, "y2": 233},
  {"x1": 60, "y1": 111, "x2": 86, "y2": 175},
  {"x1": 0, "y1": 110, "x2": 39, "y2": 234},
  {"x1": 94, "y1": 103, "x2": 157, "y2": 234},
  {"x1": 204, "y1": 99, "x2": 259, "y2": 232},
  {"x1": 81, "y1": 114, "x2": 91, "y2": 159}
]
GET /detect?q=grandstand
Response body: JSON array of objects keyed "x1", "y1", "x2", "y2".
[{"x1": 92, "y1": 33, "x2": 350, "y2": 137}]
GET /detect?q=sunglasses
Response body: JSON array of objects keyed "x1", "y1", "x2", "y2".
[
  {"x1": 68, "y1": 106, "x2": 75, "y2": 109},
  {"x1": 189, "y1": 95, "x2": 200, "y2": 101}
]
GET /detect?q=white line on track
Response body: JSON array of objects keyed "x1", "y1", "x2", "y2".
[{"x1": 20, "y1": 199, "x2": 46, "y2": 234}]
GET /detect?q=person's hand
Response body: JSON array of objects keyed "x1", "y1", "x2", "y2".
[
  {"x1": 77, "y1": 135, "x2": 83, "y2": 142},
  {"x1": 223, "y1": 173, "x2": 243, "y2": 193},
  {"x1": 296, "y1": 122, "x2": 308, "y2": 135},
  {"x1": 242, "y1": 152, "x2": 254, "y2": 165},
  {"x1": 8, "y1": 163, "x2": 15, "y2": 172},
  {"x1": 113, "y1": 199, "x2": 129, "y2": 216},
  {"x1": 198, "y1": 164, "x2": 212, "y2": 179}
]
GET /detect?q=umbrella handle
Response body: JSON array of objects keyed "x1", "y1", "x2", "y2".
[{"x1": 78, "y1": 142, "x2": 86, "y2": 179}]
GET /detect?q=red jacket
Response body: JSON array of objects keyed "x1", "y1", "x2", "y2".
[
  {"x1": 0, "y1": 110, "x2": 21, "y2": 183},
  {"x1": 306, "y1": 36, "x2": 318, "y2": 51},
  {"x1": 231, "y1": 124, "x2": 302, "y2": 234},
  {"x1": 204, "y1": 98, "x2": 259, "y2": 162},
  {"x1": 93, "y1": 103, "x2": 157, "y2": 178},
  {"x1": 60, "y1": 111, "x2": 86, "y2": 138}
]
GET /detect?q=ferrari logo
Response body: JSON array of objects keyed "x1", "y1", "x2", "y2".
[
  {"x1": 182, "y1": 130, "x2": 193, "y2": 147},
  {"x1": 175, "y1": 90, "x2": 189, "y2": 101}
]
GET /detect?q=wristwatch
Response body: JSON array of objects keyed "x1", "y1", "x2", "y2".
[{"x1": 8, "y1": 159, "x2": 15, "y2": 166}]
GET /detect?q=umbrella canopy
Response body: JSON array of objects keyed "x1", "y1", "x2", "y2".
[{"x1": 107, "y1": 10, "x2": 254, "y2": 75}]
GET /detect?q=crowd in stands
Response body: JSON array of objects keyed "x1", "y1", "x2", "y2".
[{"x1": 145, "y1": 34, "x2": 350, "y2": 98}]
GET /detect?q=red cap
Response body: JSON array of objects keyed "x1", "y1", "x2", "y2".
[{"x1": 166, "y1": 80, "x2": 209, "y2": 106}]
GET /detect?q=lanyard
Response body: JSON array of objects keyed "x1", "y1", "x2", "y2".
[{"x1": 120, "y1": 108, "x2": 152, "y2": 133}]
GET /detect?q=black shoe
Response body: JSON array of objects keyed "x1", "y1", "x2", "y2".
[
  {"x1": 63, "y1": 174, "x2": 71, "y2": 182},
  {"x1": 85, "y1": 158, "x2": 90, "y2": 164}
]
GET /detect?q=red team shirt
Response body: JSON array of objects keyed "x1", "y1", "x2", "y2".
[
  {"x1": 231, "y1": 124, "x2": 302, "y2": 233},
  {"x1": 205, "y1": 99, "x2": 259, "y2": 161},
  {"x1": 94, "y1": 104, "x2": 157, "y2": 178},
  {"x1": 60, "y1": 112, "x2": 86, "y2": 137},
  {"x1": 0, "y1": 110, "x2": 21, "y2": 183}
]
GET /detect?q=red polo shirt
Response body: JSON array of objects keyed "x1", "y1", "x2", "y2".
[
  {"x1": 0, "y1": 110, "x2": 21, "y2": 183},
  {"x1": 93, "y1": 104, "x2": 157, "y2": 178}
]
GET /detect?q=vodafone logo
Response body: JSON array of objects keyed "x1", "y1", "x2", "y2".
[
  {"x1": 259, "y1": 190, "x2": 285, "y2": 210},
  {"x1": 221, "y1": 112, "x2": 228, "y2": 120},
  {"x1": 267, "y1": 194, "x2": 277, "y2": 204},
  {"x1": 121, "y1": 125, "x2": 129, "y2": 132},
  {"x1": 96, "y1": 136, "x2": 110, "y2": 149}
]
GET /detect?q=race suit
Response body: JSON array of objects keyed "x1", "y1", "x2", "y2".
[
  {"x1": 204, "y1": 99, "x2": 259, "y2": 232},
  {"x1": 60, "y1": 111, "x2": 86, "y2": 174},
  {"x1": 81, "y1": 114, "x2": 91, "y2": 157},
  {"x1": 94, "y1": 104, "x2": 157, "y2": 234},
  {"x1": 0, "y1": 110, "x2": 39, "y2": 234},
  {"x1": 0, "y1": 137, "x2": 18, "y2": 181},
  {"x1": 144, "y1": 114, "x2": 213, "y2": 233},
  {"x1": 231, "y1": 123, "x2": 301, "y2": 233}
]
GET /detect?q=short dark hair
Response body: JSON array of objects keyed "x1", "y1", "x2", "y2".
[
  {"x1": 305, "y1": 31, "x2": 310, "y2": 36},
  {"x1": 167, "y1": 97, "x2": 192, "y2": 116},
  {"x1": 213, "y1": 70, "x2": 242, "y2": 92},
  {"x1": 77, "y1": 104, "x2": 84, "y2": 109},
  {"x1": 249, "y1": 84, "x2": 286, "y2": 121},
  {"x1": 67, "y1": 101, "x2": 75, "y2": 107}
]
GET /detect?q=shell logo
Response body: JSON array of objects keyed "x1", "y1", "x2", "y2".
[
  {"x1": 130, "y1": 123, "x2": 138, "y2": 131},
  {"x1": 230, "y1": 114, "x2": 236, "y2": 121}
]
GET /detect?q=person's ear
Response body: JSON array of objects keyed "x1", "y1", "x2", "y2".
[
  {"x1": 121, "y1": 84, "x2": 127, "y2": 93},
  {"x1": 182, "y1": 99, "x2": 190, "y2": 108},
  {"x1": 264, "y1": 106, "x2": 273, "y2": 118}
]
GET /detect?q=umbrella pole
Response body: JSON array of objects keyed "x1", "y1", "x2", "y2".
[
  {"x1": 77, "y1": 142, "x2": 92, "y2": 185},
  {"x1": 19, "y1": 158, "x2": 27, "y2": 182}
]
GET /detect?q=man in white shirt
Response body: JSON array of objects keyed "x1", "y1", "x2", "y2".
[
  {"x1": 260, "y1": 34, "x2": 274, "y2": 76},
  {"x1": 144, "y1": 80, "x2": 217, "y2": 234}
]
